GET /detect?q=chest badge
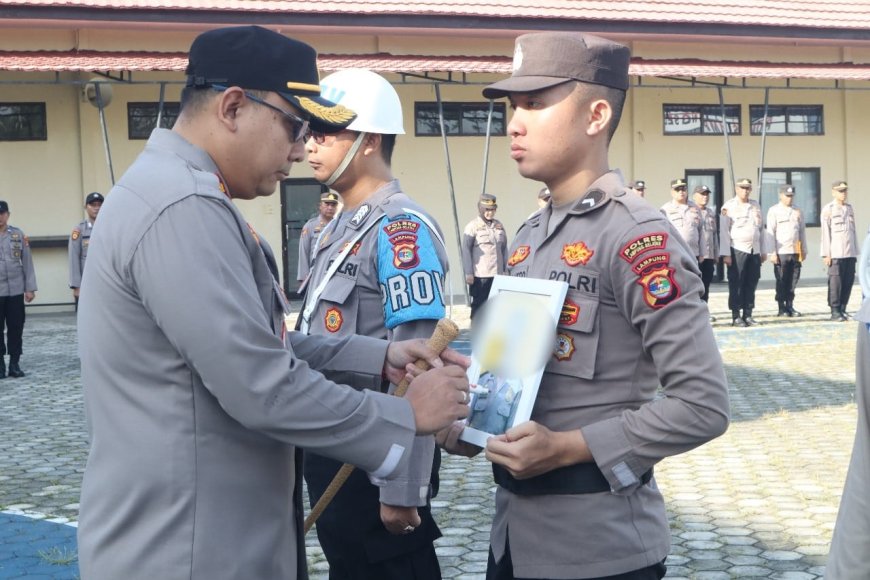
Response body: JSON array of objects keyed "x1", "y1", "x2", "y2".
[
  {"x1": 508, "y1": 245, "x2": 530, "y2": 267},
  {"x1": 637, "y1": 266, "x2": 681, "y2": 309},
  {"x1": 324, "y1": 308, "x2": 344, "y2": 333},
  {"x1": 340, "y1": 241, "x2": 362, "y2": 256},
  {"x1": 71, "y1": 229, "x2": 80, "y2": 241},
  {"x1": 561, "y1": 241, "x2": 594, "y2": 266},
  {"x1": 559, "y1": 298, "x2": 580, "y2": 326},
  {"x1": 554, "y1": 333, "x2": 575, "y2": 361}
]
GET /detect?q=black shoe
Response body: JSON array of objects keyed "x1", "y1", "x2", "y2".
[
  {"x1": 743, "y1": 316, "x2": 759, "y2": 326},
  {"x1": 787, "y1": 304, "x2": 801, "y2": 317},
  {"x1": 841, "y1": 310, "x2": 853, "y2": 320},
  {"x1": 831, "y1": 309, "x2": 847, "y2": 321},
  {"x1": 732, "y1": 317, "x2": 747, "y2": 327},
  {"x1": 777, "y1": 309, "x2": 788, "y2": 317},
  {"x1": 7, "y1": 362, "x2": 24, "y2": 378},
  {"x1": 0, "y1": 359, "x2": 5, "y2": 379}
]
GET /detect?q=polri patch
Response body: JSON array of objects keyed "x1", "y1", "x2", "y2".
[
  {"x1": 554, "y1": 333, "x2": 575, "y2": 361},
  {"x1": 324, "y1": 307, "x2": 343, "y2": 333},
  {"x1": 71, "y1": 229, "x2": 80, "y2": 241},
  {"x1": 508, "y1": 245, "x2": 530, "y2": 267},
  {"x1": 619, "y1": 233, "x2": 668, "y2": 263},
  {"x1": 637, "y1": 266, "x2": 681, "y2": 309},
  {"x1": 392, "y1": 242, "x2": 420, "y2": 270},
  {"x1": 631, "y1": 252, "x2": 670, "y2": 275},
  {"x1": 561, "y1": 241, "x2": 594, "y2": 267},
  {"x1": 559, "y1": 298, "x2": 580, "y2": 326}
]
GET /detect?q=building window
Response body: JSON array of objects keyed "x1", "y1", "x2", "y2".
[
  {"x1": 0, "y1": 103, "x2": 47, "y2": 141},
  {"x1": 128, "y1": 102, "x2": 180, "y2": 139},
  {"x1": 663, "y1": 104, "x2": 741, "y2": 135},
  {"x1": 759, "y1": 168, "x2": 821, "y2": 227},
  {"x1": 415, "y1": 102, "x2": 506, "y2": 137},
  {"x1": 750, "y1": 105, "x2": 823, "y2": 135}
]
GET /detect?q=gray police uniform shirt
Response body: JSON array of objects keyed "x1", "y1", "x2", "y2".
[
  {"x1": 0, "y1": 225, "x2": 37, "y2": 297},
  {"x1": 698, "y1": 206, "x2": 718, "y2": 260},
  {"x1": 297, "y1": 214, "x2": 330, "y2": 282},
  {"x1": 821, "y1": 201, "x2": 858, "y2": 259},
  {"x1": 468, "y1": 373, "x2": 520, "y2": 435},
  {"x1": 827, "y1": 298, "x2": 870, "y2": 580},
  {"x1": 766, "y1": 204, "x2": 807, "y2": 256},
  {"x1": 76, "y1": 129, "x2": 418, "y2": 580},
  {"x1": 68, "y1": 219, "x2": 93, "y2": 288},
  {"x1": 305, "y1": 179, "x2": 448, "y2": 506},
  {"x1": 719, "y1": 197, "x2": 765, "y2": 255},
  {"x1": 660, "y1": 200, "x2": 705, "y2": 258},
  {"x1": 498, "y1": 170, "x2": 730, "y2": 579},
  {"x1": 461, "y1": 215, "x2": 507, "y2": 278}
]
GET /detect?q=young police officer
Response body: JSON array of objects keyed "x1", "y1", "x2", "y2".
[
  {"x1": 474, "y1": 32, "x2": 730, "y2": 580},
  {"x1": 301, "y1": 69, "x2": 448, "y2": 579},
  {"x1": 69, "y1": 191, "x2": 103, "y2": 308}
]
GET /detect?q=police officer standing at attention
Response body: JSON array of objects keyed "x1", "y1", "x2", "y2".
[
  {"x1": 300, "y1": 68, "x2": 450, "y2": 580},
  {"x1": 661, "y1": 178, "x2": 704, "y2": 262},
  {"x1": 0, "y1": 200, "x2": 37, "y2": 379},
  {"x1": 720, "y1": 178, "x2": 767, "y2": 327},
  {"x1": 69, "y1": 191, "x2": 104, "y2": 309},
  {"x1": 462, "y1": 193, "x2": 507, "y2": 318},
  {"x1": 442, "y1": 31, "x2": 730, "y2": 580},
  {"x1": 296, "y1": 191, "x2": 339, "y2": 291},
  {"x1": 766, "y1": 184, "x2": 807, "y2": 318},
  {"x1": 693, "y1": 185, "x2": 718, "y2": 318},
  {"x1": 821, "y1": 181, "x2": 858, "y2": 321}
]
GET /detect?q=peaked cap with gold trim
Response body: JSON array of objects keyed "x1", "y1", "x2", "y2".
[{"x1": 185, "y1": 26, "x2": 356, "y2": 133}]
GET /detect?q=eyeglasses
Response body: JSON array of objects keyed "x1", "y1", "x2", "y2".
[
  {"x1": 212, "y1": 84, "x2": 309, "y2": 143},
  {"x1": 306, "y1": 129, "x2": 327, "y2": 145},
  {"x1": 674, "y1": 187, "x2": 687, "y2": 192}
]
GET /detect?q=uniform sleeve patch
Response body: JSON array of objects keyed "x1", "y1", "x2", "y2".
[
  {"x1": 508, "y1": 245, "x2": 530, "y2": 267},
  {"x1": 561, "y1": 241, "x2": 594, "y2": 266},
  {"x1": 619, "y1": 233, "x2": 668, "y2": 263},
  {"x1": 637, "y1": 266, "x2": 681, "y2": 309},
  {"x1": 71, "y1": 229, "x2": 80, "y2": 241},
  {"x1": 631, "y1": 252, "x2": 670, "y2": 275},
  {"x1": 324, "y1": 307, "x2": 343, "y2": 332}
]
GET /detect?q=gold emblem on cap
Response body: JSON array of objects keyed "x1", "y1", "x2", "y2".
[
  {"x1": 297, "y1": 97, "x2": 356, "y2": 124},
  {"x1": 286, "y1": 81, "x2": 322, "y2": 92}
]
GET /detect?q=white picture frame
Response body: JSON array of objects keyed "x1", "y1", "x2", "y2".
[{"x1": 459, "y1": 275, "x2": 568, "y2": 448}]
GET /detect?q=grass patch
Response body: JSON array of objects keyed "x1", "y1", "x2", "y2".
[{"x1": 37, "y1": 546, "x2": 78, "y2": 566}]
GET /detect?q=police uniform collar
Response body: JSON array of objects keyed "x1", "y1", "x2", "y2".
[
  {"x1": 567, "y1": 171, "x2": 623, "y2": 215},
  {"x1": 343, "y1": 180, "x2": 401, "y2": 230},
  {"x1": 150, "y1": 129, "x2": 221, "y2": 181}
]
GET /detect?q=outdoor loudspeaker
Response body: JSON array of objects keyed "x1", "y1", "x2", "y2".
[{"x1": 84, "y1": 77, "x2": 113, "y2": 108}]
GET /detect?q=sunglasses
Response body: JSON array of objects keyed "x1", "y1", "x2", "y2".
[
  {"x1": 674, "y1": 187, "x2": 687, "y2": 192},
  {"x1": 212, "y1": 85, "x2": 310, "y2": 143}
]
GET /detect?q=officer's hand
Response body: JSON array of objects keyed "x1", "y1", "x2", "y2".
[
  {"x1": 24, "y1": 291, "x2": 35, "y2": 303},
  {"x1": 435, "y1": 421, "x2": 482, "y2": 457},
  {"x1": 760, "y1": 253, "x2": 767, "y2": 263},
  {"x1": 383, "y1": 340, "x2": 470, "y2": 385},
  {"x1": 823, "y1": 256, "x2": 832, "y2": 267},
  {"x1": 770, "y1": 254, "x2": 779, "y2": 265},
  {"x1": 72, "y1": 288, "x2": 80, "y2": 298},
  {"x1": 485, "y1": 421, "x2": 592, "y2": 479},
  {"x1": 465, "y1": 274, "x2": 474, "y2": 285},
  {"x1": 723, "y1": 256, "x2": 732, "y2": 267},
  {"x1": 404, "y1": 365, "x2": 470, "y2": 435},
  {"x1": 380, "y1": 504, "x2": 421, "y2": 535}
]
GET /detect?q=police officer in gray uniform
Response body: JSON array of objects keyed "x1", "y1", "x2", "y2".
[
  {"x1": 460, "y1": 32, "x2": 729, "y2": 580},
  {"x1": 462, "y1": 193, "x2": 508, "y2": 318},
  {"x1": 301, "y1": 68, "x2": 449, "y2": 580},
  {"x1": 661, "y1": 177, "x2": 704, "y2": 261},
  {"x1": 75, "y1": 26, "x2": 469, "y2": 580},
  {"x1": 766, "y1": 184, "x2": 807, "y2": 317},
  {"x1": 720, "y1": 178, "x2": 767, "y2": 326},
  {"x1": 69, "y1": 191, "x2": 104, "y2": 309},
  {"x1": 297, "y1": 191, "x2": 338, "y2": 290},
  {"x1": 0, "y1": 200, "x2": 37, "y2": 378},
  {"x1": 821, "y1": 180, "x2": 858, "y2": 321},
  {"x1": 693, "y1": 185, "x2": 718, "y2": 315}
]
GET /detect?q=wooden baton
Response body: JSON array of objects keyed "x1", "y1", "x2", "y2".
[{"x1": 303, "y1": 318, "x2": 460, "y2": 534}]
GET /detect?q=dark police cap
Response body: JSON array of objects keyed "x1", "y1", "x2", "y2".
[
  {"x1": 632, "y1": 180, "x2": 646, "y2": 190},
  {"x1": 736, "y1": 178, "x2": 753, "y2": 188},
  {"x1": 185, "y1": 26, "x2": 356, "y2": 133},
  {"x1": 694, "y1": 185, "x2": 711, "y2": 195},
  {"x1": 0, "y1": 200, "x2": 7, "y2": 213},
  {"x1": 85, "y1": 192, "x2": 105, "y2": 205},
  {"x1": 671, "y1": 178, "x2": 688, "y2": 189},
  {"x1": 779, "y1": 184, "x2": 795, "y2": 196},
  {"x1": 321, "y1": 192, "x2": 340, "y2": 203},
  {"x1": 483, "y1": 32, "x2": 631, "y2": 99},
  {"x1": 479, "y1": 193, "x2": 498, "y2": 207},
  {"x1": 832, "y1": 180, "x2": 848, "y2": 191}
]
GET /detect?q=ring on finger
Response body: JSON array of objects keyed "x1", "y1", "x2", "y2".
[{"x1": 403, "y1": 524, "x2": 415, "y2": 533}]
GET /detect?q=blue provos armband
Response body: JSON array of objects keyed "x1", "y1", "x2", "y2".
[{"x1": 378, "y1": 214, "x2": 446, "y2": 329}]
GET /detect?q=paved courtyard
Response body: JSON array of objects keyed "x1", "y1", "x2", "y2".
[{"x1": 0, "y1": 282, "x2": 862, "y2": 579}]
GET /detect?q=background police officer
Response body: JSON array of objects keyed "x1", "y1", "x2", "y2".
[
  {"x1": 661, "y1": 177, "x2": 704, "y2": 262},
  {"x1": 720, "y1": 178, "x2": 767, "y2": 326},
  {"x1": 693, "y1": 185, "x2": 718, "y2": 319},
  {"x1": 766, "y1": 184, "x2": 807, "y2": 317},
  {"x1": 296, "y1": 191, "x2": 339, "y2": 291},
  {"x1": 462, "y1": 193, "x2": 507, "y2": 318},
  {"x1": 0, "y1": 200, "x2": 37, "y2": 378},
  {"x1": 821, "y1": 180, "x2": 858, "y2": 321},
  {"x1": 69, "y1": 191, "x2": 104, "y2": 309}
]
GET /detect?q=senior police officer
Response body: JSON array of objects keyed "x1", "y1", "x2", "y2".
[
  {"x1": 693, "y1": 185, "x2": 718, "y2": 318},
  {"x1": 821, "y1": 181, "x2": 858, "y2": 321},
  {"x1": 720, "y1": 178, "x2": 767, "y2": 327},
  {"x1": 69, "y1": 191, "x2": 104, "y2": 309},
  {"x1": 0, "y1": 201, "x2": 37, "y2": 379},
  {"x1": 462, "y1": 193, "x2": 508, "y2": 318},
  {"x1": 75, "y1": 26, "x2": 470, "y2": 580},
  {"x1": 296, "y1": 191, "x2": 339, "y2": 291},
  {"x1": 661, "y1": 178, "x2": 705, "y2": 262},
  {"x1": 444, "y1": 31, "x2": 730, "y2": 580},
  {"x1": 301, "y1": 69, "x2": 449, "y2": 579},
  {"x1": 766, "y1": 184, "x2": 807, "y2": 317}
]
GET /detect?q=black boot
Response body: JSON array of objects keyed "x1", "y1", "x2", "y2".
[
  {"x1": 787, "y1": 302, "x2": 801, "y2": 317},
  {"x1": 777, "y1": 301, "x2": 788, "y2": 317},
  {"x1": 743, "y1": 309, "x2": 758, "y2": 326},
  {"x1": 7, "y1": 356, "x2": 24, "y2": 378},
  {"x1": 0, "y1": 357, "x2": 6, "y2": 379},
  {"x1": 841, "y1": 307, "x2": 853, "y2": 320},
  {"x1": 731, "y1": 310, "x2": 746, "y2": 327},
  {"x1": 832, "y1": 308, "x2": 847, "y2": 321}
]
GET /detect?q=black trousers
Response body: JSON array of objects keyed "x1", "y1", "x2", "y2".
[
  {"x1": 487, "y1": 537, "x2": 666, "y2": 580},
  {"x1": 828, "y1": 257, "x2": 857, "y2": 311},
  {"x1": 699, "y1": 259, "x2": 715, "y2": 303},
  {"x1": 469, "y1": 276, "x2": 494, "y2": 319},
  {"x1": 727, "y1": 249, "x2": 761, "y2": 313},
  {"x1": 773, "y1": 254, "x2": 801, "y2": 304},
  {"x1": 0, "y1": 294, "x2": 25, "y2": 358}
]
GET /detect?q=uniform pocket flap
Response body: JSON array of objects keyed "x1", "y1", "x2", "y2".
[
  {"x1": 319, "y1": 272, "x2": 357, "y2": 305},
  {"x1": 557, "y1": 291, "x2": 599, "y2": 333}
]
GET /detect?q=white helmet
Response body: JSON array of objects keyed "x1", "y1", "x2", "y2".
[{"x1": 319, "y1": 69, "x2": 405, "y2": 135}]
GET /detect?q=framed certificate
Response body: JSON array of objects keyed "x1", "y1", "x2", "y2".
[{"x1": 459, "y1": 275, "x2": 568, "y2": 448}]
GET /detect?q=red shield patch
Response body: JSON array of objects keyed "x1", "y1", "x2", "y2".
[
  {"x1": 637, "y1": 266, "x2": 681, "y2": 309},
  {"x1": 559, "y1": 299, "x2": 580, "y2": 326},
  {"x1": 324, "y1": 308, "x2": 343, "y2": 333},
  {"x1": 561, "y1": 241, "x2": 594, "y2": 266},
  {"x1": 71, "y1": 229, "x2": 80, "y2": 241},
  {"x1": 508, "y1": 245, "x2": 530, "y2": 267},
  {"x1": 393, "y1": 242, "x2": 420, "y2": 270}
]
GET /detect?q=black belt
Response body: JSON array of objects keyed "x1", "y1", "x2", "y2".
[{"x1": 493, "y1": 463, "x2": 652, "y2": 496}]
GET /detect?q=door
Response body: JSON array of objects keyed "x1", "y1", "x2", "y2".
[
  {"x1": 281, "y1": 178, "x2": 328, "y2": 297},
  {"x1": 685, "y1": 169, "x2": 725, "y2": 281}
]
